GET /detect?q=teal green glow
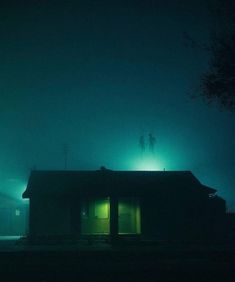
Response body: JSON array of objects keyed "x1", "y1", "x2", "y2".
[
  {"x1": 5, "y1": 179, "x2": 28, "y2": 201},
  {"x1": 130, "y1": 156, "x2": 165, "y2": 171}
]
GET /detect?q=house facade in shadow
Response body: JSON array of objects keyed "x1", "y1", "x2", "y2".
[{"x1": 23, "y1": 169, "x2": 226, "y2": 242}]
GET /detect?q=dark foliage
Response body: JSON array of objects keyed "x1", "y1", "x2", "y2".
[
  {"x1": 201, "y1": 35, "x2": 235, "y2": 110},
  {"x1": 200, "y1": 1, "x2": 235, "y2": 111}
]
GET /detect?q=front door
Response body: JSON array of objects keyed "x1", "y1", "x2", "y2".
[
  {"x1": 118, "y1": 197, "x2": 141, "y2": 234},
  {"x1": 81, "y1": 197, "x2": 110, "y2": 235}
]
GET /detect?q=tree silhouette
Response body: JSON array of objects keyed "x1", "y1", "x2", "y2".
[
  {"x1": 201, "y1": 34, "x2": 235, "y2": 111},
  {"x1": 200, "y1": 0, "x2": 235, "y2": 111}
]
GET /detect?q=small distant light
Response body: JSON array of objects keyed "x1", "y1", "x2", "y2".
[{"x1": 15, "y1": 209, "x2": 20, "y2": 216}]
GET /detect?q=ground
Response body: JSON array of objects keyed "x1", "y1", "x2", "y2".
[{"x1": 0, "y1": 237, "x2": 235, "y2": 282}]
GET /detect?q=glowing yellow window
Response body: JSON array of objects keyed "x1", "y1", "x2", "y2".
[{"x1": 95, "y1": 199, "x2": 109, "y2": 219}]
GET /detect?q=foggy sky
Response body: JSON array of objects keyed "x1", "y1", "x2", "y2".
[{"x1": 0, "y1": 1, "x2": 235, "y2": 209}]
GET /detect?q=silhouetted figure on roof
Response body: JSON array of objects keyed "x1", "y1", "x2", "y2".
[
  {"x1": 139, "y1": 135, "x2": 146, "y2": 154},
  {"x1": 148, "y1": 133, "x2": 156, "y2": 153}
]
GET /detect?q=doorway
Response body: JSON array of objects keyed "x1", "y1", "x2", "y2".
[{"x1": 118, "y1": 197, "x2": 141, "y2": 234}]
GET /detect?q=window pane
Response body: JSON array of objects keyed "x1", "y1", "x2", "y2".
[
  {"x1": 118, "y1": 197, "x2": 141, "y2": 234},
  {"x1": 95, "y1": 199, "x2": 109, "y2": 219}
]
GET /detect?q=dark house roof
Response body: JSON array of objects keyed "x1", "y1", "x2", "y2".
[{"x1": 23, "y1": 170, "x2": 216, "y2": 198}]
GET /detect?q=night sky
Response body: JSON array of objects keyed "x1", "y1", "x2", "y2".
[{"x1": 0, "y1": 1, "x2": 235, "y2": 209}]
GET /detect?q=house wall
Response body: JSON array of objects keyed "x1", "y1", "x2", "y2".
[
  {"x1": 140, "y1": 190, "x2": 222, "y2": 241},
  {"x1": 28, "y1": 190, "x2": 226, "y2": 241},
  {"x1": 30, "y1": 197, "x2": 71, "y2": 237}
]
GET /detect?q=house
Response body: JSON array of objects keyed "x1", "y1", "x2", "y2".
[
  {"x1": 22, "y1": 169, "x2": 226, "y2": 242},
  {"x1": 0, "y1": 193, "x2": 28, "y2": 236}
]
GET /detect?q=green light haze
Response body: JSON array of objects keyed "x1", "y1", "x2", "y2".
[{"x1": 0, "y1": 0, "x2": 235, "y2": 210}]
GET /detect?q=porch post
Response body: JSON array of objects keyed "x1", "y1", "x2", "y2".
[{"x1": 110, "y1": 196, "x2": 119, "y2": 244}]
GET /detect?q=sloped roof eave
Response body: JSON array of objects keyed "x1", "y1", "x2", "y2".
[
  {"x1": 201, "y1": 184, "x2": 217, "y2": 194},
  {"x1": 22, "y1": 170, "x2": 216, "y2": 198}
]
